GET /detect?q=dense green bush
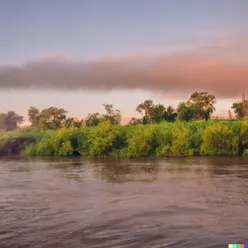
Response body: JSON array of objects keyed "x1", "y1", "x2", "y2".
[
  {"x1": 127, "y1": 125, "x2": 155, "y2": 158},
  {"x1": 200, "y1": 122, "x2": 239, "y2": 155},
  {"x1": 154, "y1": 122, "x2": 172, "y2": 156},
  {"x1": 0, "y1": 129, "x2": 42, "y2": 156},
  {"x1": 3, "y1": 119, "x2": 248, "y2": 158},
  {"x1": 88, "y1": 121, "x2": 118, "y2": 157}
]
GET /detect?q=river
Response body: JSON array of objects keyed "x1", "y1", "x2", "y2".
[{"x1": 0, "y1": 157, "x2": 248, "y2": 248}]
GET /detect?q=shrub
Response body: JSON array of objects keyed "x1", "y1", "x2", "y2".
[
  {"x1": 88, "y1": 121, "x2": 118, "y2": 157},
  {"x1": 200, "y1": 122, "x2": 239, "y2": 155},
  {"x1": 127, "y1": 125, "x2": 155, "y2": 158}
]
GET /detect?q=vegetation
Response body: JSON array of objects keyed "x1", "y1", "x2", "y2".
[
  {"x1": 2, "y1": 91, "x2": 248, "y2": 158},
  {"x1": 0, "y1": 111, "x2": 24, "y2": 131},
  {"x1": 231, "y1": 100, "x2": 248, "y2": 119},
  {"x1": 0, "y1": 119, "x2": 247, "y2": 158}
]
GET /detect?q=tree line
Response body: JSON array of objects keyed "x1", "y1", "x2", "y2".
[{"x1": 0, "y1": 91, "x2": 247, "y2": 131}]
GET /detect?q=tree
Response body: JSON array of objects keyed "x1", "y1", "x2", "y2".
[
  {"x1": 85, "y1": 113, "x2": 101, "y2": 127},
  {"x1": 3, "y1": 111, "x2": 24, "y2": 131},
  {"x1": 28, "y1": 106, "x2": 40, "y2": 127},
  {"x1": 0, "y1": 113, "x2": 6, "y2": 130},
  {"x1": 177, "y1": 102, "x2": 194, "y2": 122},
  {"x1": 64, "y1": 117, "x2": 83, "y2": 128},
  {"x1": 85, "y1": 104, "x2": 121, "y2": 127},
  {"x1": 38, "y1": 107, "x2": 67, "y2": 130},
  {"x1": 188, "y1": 91, "x2": 216, "y2": 121},
  {"x1": 136, "y1": 100, "x2": 177, "y2": 124},
  {"x1": 102, "y1": 104, "x2": 121, "y2": 125},
  {"x1": 231, "y1": 101, "x2": 248, "y2": 119},
  {"x1": 136, "y1": 100, "x2": 155, "y2": 124},
  {"x1": 164, "y1": 105, "x2": 177, "y2": 122},
  {"x1": 129, "y1": 117, "x2": 142, "y2": 125},
  {"x1": 177, "y1": 91, "x2": 216, "y2": 121}
]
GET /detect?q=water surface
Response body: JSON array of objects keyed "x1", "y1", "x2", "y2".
[{"x1": 0, "y1": 157, "x2": 248, "y2": 248}]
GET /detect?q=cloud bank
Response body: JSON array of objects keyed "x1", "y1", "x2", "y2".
[{"x1": 1, "y1": 35, "x2": 248, "y2": 98}]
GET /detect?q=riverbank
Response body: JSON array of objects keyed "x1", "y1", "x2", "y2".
[{"x1": 1, "y1": 119, "x2": 248, "y2": 157}]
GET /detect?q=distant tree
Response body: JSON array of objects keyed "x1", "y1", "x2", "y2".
[
  {"x1": 177, "y1": 91, "x2": 216, "y2": 121},
  {"x1": 0, "y1": 113, "x2": 6, "y2": 130},
  {"x1": 177, "y1": 102, "x2": 194, "y2": 122},
  {"x1": 28, "y1": 106, "x2": 40, "y2": 127},
  {"x1": 129, "y1": 117, "x2": 142, "y2": 125},
  {"x1": 38, "y1": 107, "x2": 67, "y2": 130},
  {"x1": 3, "y1": 111, "x2": 24, "y2": 131},
  {"x1": 188, "y1": 91, "x2": 216, "y2": 121},
  {"x1": 85, "y1": 113, "x2": 101, "y2": 127},
  {"x1": 136, "y1": 100, "x2": 154, "y2": 124},
  {"x1": 64, "y1": 117, "x2": 83, "y2": 128},
  {"x1": 228, "y1": 110, "x2": 232, "y2": 120},
  {"x1": 136, "y1": 100, "x2": 176, "y2": 124},
  {"x1": 231, "y1": 101, "x2": 248, "y2": 119},
  {"x1": 85, "y1": 104, "x2": 121, "y2": 127},
  {"x1": 164, "y1": 105, "x2": 177, "y2": 122},
  {"x1": 102, "y1": 104, "x2": 121, "y2": 125}
]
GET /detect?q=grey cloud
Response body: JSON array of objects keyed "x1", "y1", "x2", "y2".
[{"x1": 1, "y1": 36, "x2": 248, "y2": 98}]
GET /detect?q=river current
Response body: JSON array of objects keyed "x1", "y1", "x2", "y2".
[{"x1": 0, "y1": 157, "x2": 248, "y2": 248}]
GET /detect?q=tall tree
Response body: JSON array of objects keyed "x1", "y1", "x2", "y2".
[
  {"x1": 231, "y1": 101, "x2": 248, "y2": 119},
  {"x1": 129, "y1": 117, "x2": 142, "y2": 125},
  {"x1": 177, "y1": 91, "x2": 216, "y2": 121},
  {"x1": 0, "y1": 113, "x2": 6, "y2": 130},
  {"x1": 28, "y1": 106, "x2": 40, "y2": 127},
  {"x1": 85, "y1": 113, "x2": 101, "y2": 127},
  {"x1": 38, "y1": 107, "x2": 67, "y2": 129},
  {"x1": 187, "y1": 91, "x2": 216, "y2": 121},
  {"x1": 136, "y1": 100, "x2": 177, "y2": 124},
  {"x1": 177, "y1": 102, "x2": 194, "y2": 122},
  {"x1": 3, "y1": 111, "x2": 24, "y2": 131},
  {"x1": 102, "y1": 104, "x2": 121, "y2": 125},
  {"x1": 64, "y1": 117, "x2": 83, "y2": 128},
  {"x1": 164, "y1": 105, "x2": 177, "y2": 122}
]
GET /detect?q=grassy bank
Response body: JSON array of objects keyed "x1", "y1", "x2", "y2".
[{"x1": 1, "y1": 120, "x2": 248, "y2": 157}]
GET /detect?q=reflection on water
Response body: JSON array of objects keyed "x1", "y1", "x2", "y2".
[{"x1": 1, "y1": 157, "x2": 248, "y2": 247}]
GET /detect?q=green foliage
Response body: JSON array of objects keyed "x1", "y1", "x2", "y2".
[
  {"x1": 88, "y1": 120, "x2": 117, "y2": 157},
  {"x1": 200, "y1": 122, "x2": 239, "y2": 155},
  {"x1": 240, "y1": 120, "x2": 248, "y2": 154},
  {"x1": 4, "y1": 119, "x2": 248, "y2": 158},
  {"x1": 85, "y1": 112, "x2": 101, "y2": 127},
  {"x1": 85, "y1": 104, "x2": 121, "y2": 127},
  {"x1": 28, "y1": 106, "x2": 40, "y2": 127},
  {"x1": 1, "y1": 111, "x2": 24, "y2": 131},
  {"x1": 187, "y1": 121, "x2": 206, "y2": 155},
  {"x1": 32, "y1": 130, "x2": 57, "y2": 156},
  {"x1": 170, "y1": 122, "x2": 194, "y2": 156},
  {"x1": 28, "y1": 106, "x2": 68, "y2": 130},
  {"x1": 154, "y1": 122, "x2": 173, "y2": 156},
  {"x1": 0, "y1": 113, "x2": 6, "y2": 130},
  {"x1": 135, "y1": 100, "x2": 177, "y2": 124},
  {"x1": 38, "y1": 107, "x2": 67, "y2": 130},
  {"x1": 127, "y1": 125, "x2": 155, "y2": 158},
  {"x1": 129, "y1": 117, "x2": 142, "y2": 125},
  {"x1": 231, "y1": 101, "x2": 248, "y2": 119},
  {"x1": 102, "y1": 104, "x2": 121, "y2": 125},
  {"x1": 177, "y1": 102, "x2": 194, "y2": 122},
  {"x1": 0, "y1": 129, "x2": 42, "y2": 155},
  {"x1": 64, "y1": 117, "x2": 83, "y2": 128},
  {"x1": 177, "y1": 91, "x2": 216, "y2": 121}
]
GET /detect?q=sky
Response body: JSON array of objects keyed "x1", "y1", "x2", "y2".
[{"x1": 1, "y1": 0, "x2": 248, "y2": 124}]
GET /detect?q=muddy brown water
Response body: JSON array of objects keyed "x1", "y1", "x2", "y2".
[{"x1": 0, "y1": 157, "x2": 248, "y2": 248}]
